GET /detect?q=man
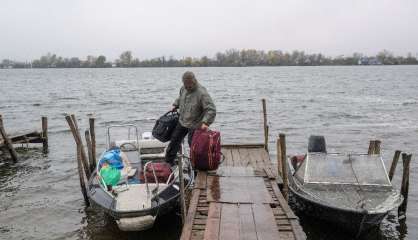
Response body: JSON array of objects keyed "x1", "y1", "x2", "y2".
[{"x1": 165, "y1": 71, "x2": 216, "y2": 166}]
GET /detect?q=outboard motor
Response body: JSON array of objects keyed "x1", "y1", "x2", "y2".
[{"x1": 308, "y1": 135, "x2": 327, "y2": 153}]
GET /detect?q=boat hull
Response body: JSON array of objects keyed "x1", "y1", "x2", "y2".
[
  {"x1": 87, "y1": 169, "x2": 188, "y2": 231},
  {"x1": 289, "y1": 186, "x2": 388, "y2": 235}
]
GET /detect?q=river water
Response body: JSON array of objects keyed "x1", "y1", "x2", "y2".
[{"x1": 0, "y1": 66, "x2": 417, "y2": 240}]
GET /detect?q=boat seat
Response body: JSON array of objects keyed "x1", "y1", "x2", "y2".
[
  {"x1": 114, "y1": 183, "x2": 168, "y2": 212},
  {"x1": 138, "y1": 139, "x2": 168, "y2": 149},
  {"x1": 140, "y1": 153, "x2": 166, "y2": 160}
]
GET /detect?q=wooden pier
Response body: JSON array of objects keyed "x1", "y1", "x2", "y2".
[
  {"x1": 0, "y1": 115, "x2": 48, "y2": 161},
  {"x1": 180, "y1": 144, "x2": 306, "y2": 240}
]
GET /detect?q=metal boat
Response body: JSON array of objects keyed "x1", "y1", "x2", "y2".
[
  {"x1": 87, "y1": 125, "x2": 194, "y2": 231},
  {"x1": 287, "y1": 136, "x2": 403, "y2": 236}
]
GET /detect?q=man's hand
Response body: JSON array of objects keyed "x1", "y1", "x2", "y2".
[
  {"x1": 171, "y1": 105, "x2": 178, "y2": 112},
  {"x1": 201, "y1": 123, "x2": 208, "y2": 130}
]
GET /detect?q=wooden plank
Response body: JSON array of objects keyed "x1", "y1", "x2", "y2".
[
  {"x1": 214, "y1": 166, "x2": 258, "y2": 177},
  {"x1": 278, "y1": 226, "x2": 293, "y2": 231},
  {"x1": 248, "y1": 148, "x2": 267, "y2": 174},
  {"x1": 231, "y1": 148, "x2": 241, "y2": 167},
  {"x1": 219, "y1": 203, "x2": 240, "y2": 240},
  {"x1": 252, "y1": 204, "x2": 281, "y2": 240},
  {"x1": 194, "y1": 171, "x2": 208, "y2": 190},
  {"x1": 238, "y1": 204, "x2": 257, "y2": 240},
  {"x1": 246, "y1": 148, "x2": 258, "y2": 167},
  {"x1": 222, "y1": 148, "x2": 233, "y2": 166},
  {"x1": 269, "y1": 180, "x2": 296, "y2": 219},
  {"x1": 270, "y1": 180, "x2": 306, "y2": 240},
  {"x1": 10, "y1": 131, "x2": 42, "y2": 142},
  {"x1": 180, "y1": 189, "x2": 201, "y2": 240},
  {"x1": 206, "y1": 175, "x2": 221, "y2": 202},
  {"x1": 257, "y1": 148, "x2": 276, "y2": 179},
  {"x1": 272, "y1": 163, "x2": 284, "y2": 186},
  {"x1": 194, "y1": 219, "x2": 207, "y2": 225},
  {"x1": 192, "y1": 225, "x2": 206, "y2": 230},
  {"x1": 204, "y1": 203, "x2": 221, "y2": 240},
  {"x1": 192, "y1": 230, "x2": 205, "y2": 240},
  {"x1": 221, "y1": 143, "x2": 265, "y2": 148},
  {"x1": 279, "y1": 231, "x2": 295, "y2": 240},
  {"x1": 238, "y1": 148, "x2": 251, "y2": 167},
  {"x1": 207, "y1": 176, "x2": 274, "y2": 204}
]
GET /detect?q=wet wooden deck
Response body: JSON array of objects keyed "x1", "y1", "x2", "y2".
[{"x1": 180, "y1": 144, "x2": 306, "y2": 240}]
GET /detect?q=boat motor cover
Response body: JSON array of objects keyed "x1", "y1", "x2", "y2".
[
  {"x1": 191, "y1": 129, "x2": 221, "y2": 171},
  {"x1": 152, "y1": 111, "x2": 179, "y2": 142}
]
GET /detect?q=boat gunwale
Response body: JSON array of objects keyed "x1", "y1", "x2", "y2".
[
  {"x1": 288, "y1": 176, "x2": 403, "y2": 215},
  {"x1": 87, "y1": 169, "x2": 192, "y2": 218}
]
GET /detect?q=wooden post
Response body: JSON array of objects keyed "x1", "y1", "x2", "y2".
[
  {"x1": 276, "y1": 137, "x2": 282, "y2": 177},
  {"x1": 85, "y1": 129, "x2": 95, "y2": 173},
  {"x1": 89, "y1": 117, "x2": 96, "y2": 167},
  {"x1": 71, "y1": 114, "x2": 79, "y2": 130},
  {"x1": 368, "y1": 140, "x2": 381, "y2": 155},
  {"x1": 0, "y1": 114, "x2": 18, "y2": 162},
  {"x1": 374, "y1": 140, "x2": 381, "y2": 154},
  {"x1": 178, "y1": 143, "x2": 187, "y2": 225},
  {"x1": 41, "y1": 116, "x2": 48, "y2": 153},
  {"x1": 77, "y1": 144, "x2": 89, "y2": 205},
  {"x1": 388, "y1": 150, "x2": 401, "y2": 181},
  {"x1": 398, "y1": 153, "x2": 411, "y2": 218},
  {"x1": 262, "y1": 99, "x2": 268, "y2": 152},
  {"x1": 368, "y1": 140, "x2": 375, "y2": 155},
  {"x1": 65, "y1": 114, "x2": 91, "y2": 179},
  {"x1": 279, "y1": 133, "x2": 288, "y2": 200},
  {"x1": 70, "y1": 114, "x2": 91, "y2": 175}
]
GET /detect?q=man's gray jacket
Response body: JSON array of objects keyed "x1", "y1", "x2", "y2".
[{"x1": 173, "y1": 83, "x2": 216, "y2": 129}]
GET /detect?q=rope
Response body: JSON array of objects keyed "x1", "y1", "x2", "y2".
[{"x1": 348, "y1": 154, "x2": 367, "y2": 210}]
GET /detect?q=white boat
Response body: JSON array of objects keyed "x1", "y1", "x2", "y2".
[{"x1": 87, "y1": 125, "x2": 194, "y2": 231}]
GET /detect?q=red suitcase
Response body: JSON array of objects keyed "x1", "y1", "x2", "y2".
[{"x1": 190, "y1": 129, "x2": 221, "y2": 171}]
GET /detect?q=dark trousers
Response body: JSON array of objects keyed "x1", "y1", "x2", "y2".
[{"x1": 165, "y1": 123, "x2": 195, "y2": 165}]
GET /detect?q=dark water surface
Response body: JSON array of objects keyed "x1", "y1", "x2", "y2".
[{"x1": 0, "y1": 66, "x2": 417, "y2": 240}]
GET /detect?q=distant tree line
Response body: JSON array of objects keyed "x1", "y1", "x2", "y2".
[{"x1": 1, "y1": 49, "x2": 418, "y2": 69}]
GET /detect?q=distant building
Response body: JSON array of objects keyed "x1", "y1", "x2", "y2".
[{"x1": 358, "y1": 57, "x2": 382, "y2": 65}]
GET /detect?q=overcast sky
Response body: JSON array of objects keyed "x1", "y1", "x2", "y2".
[{"x1": 1, "y1": 0, "x2": 417, "y2": 61}]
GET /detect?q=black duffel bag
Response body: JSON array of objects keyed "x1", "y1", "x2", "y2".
[{"x1": 152, "y1": 111, "x2": 179, "y2": 142}]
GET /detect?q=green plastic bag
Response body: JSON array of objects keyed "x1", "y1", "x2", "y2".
[{"x1": 100, "y1": 165, "x2": 121, "y2": 187}]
